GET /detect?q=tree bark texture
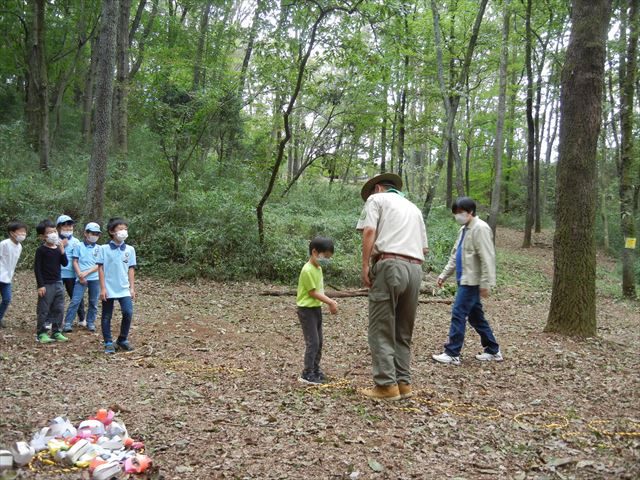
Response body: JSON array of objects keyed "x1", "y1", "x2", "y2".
[
  {"x1": 85, "y1": 0, "x2": 119, "y2": 221},
  {"x1": 193, "y1": 2, "x2": 212, "y2": 91},
  {"x1": 82, "y1": 35, "x2": 99, "y2": 144},
  {"x1": 618, "y1": 0, "x2": 638, "y2": 298},
  {"x1": 113, "y1": 0, "x2": 132, "y2": 154},
  {"x1": 545, "y1": 0, "x2": 611, "y2": 337},
  {"x1": 25, "y1": 0, "x2": 49, "y2": 170},
  {"x1": 523, "y1": 0, "x2": 535, "y2": 247}
]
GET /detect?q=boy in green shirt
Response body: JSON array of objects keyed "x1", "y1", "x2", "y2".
[{"x1": 296, "y1": 237, "x2": 338, "y2": 384}]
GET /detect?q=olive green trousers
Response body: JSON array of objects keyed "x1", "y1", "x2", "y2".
[{"x1": 368, "y1": 259, "x2": 422, "y2": 386}]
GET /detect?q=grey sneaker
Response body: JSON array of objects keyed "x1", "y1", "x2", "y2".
[
  {"x1": 475, "y1": 351, "x2": 504, "y2": 362},
  {"x1": 298, "y1": 372, "x2": 323, "y2": 385},
  {"x1": 432, "y1": 352, "x2": 461, "y2": 365}
]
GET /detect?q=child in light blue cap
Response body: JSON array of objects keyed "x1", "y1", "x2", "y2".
[
  {"x1": 57, "y1": 215, "x2": 85, "y2": 331},
  {"x1": 63, "y1": 222, "x2": 102, "y2": 333}
]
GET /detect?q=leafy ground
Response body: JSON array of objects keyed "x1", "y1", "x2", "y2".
[{"x1": 1, "y1": 228, "x2": 639, "y2": 479}]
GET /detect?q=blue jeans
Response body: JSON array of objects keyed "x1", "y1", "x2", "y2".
[
  {"x1": 64, "y1": 280, "x2": 100, "y2": 329},
  {"x1": 101, "y1": 296, "x2": 133, "y2": 344},
  {"x1": 0, "y1": 282, "x2": 12, "y2": 323},
  {"x1": 444, "y1": 284, "x2": 500, "y2": 357}
]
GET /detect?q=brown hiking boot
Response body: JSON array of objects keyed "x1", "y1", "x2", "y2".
[
  {"x1": 398, "y1": 381, "x2": 413, "y2": 399},
  {"x1": 359, "y1": 384, "x2": 401, "y2": 401}
]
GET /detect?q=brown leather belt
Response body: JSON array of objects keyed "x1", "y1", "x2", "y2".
[{"x1": 378, "y1": 253, "x2": 422, "y2": 265}]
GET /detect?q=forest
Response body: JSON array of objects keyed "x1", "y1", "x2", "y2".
[{"x1": 0, "y1": 0, "x2": 639, "y2": 478}]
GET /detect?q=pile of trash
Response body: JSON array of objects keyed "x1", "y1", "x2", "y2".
[{"x1": 0, "y1": 409, "x2": 152, "y2": 479}]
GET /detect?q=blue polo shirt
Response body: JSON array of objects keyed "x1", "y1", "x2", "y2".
[
  {"x1": 72, "y1": 241, "x2": 101, "y2": 282},
  {"x1": 96, "y1": 241, "x2": 137, "y2": 299},
  {"x1": 61, "y1": 236, "x2": 81, "y2": 279}
]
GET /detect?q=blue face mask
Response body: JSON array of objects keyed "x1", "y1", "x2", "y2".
[{"x1": 317, "y1": 257, "x2": 331, "y2": 268}]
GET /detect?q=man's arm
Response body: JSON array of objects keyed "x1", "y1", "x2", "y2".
[{"x1": 361, "y1": 226, "x2": 376, "y2": 288}]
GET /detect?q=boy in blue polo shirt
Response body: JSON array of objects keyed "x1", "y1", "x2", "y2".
[
  {"x1": 57, "y1": 215, "x2": 86, "y2": 331},
  {"x1": 63, "y1": 222, "x2": 102, "y2": 333},
  {"x1": 97, "y1": 217, "x2": 137, "y2": 354}
]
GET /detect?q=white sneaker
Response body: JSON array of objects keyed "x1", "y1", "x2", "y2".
[
  {"x1": 78, "y1": 320, "x2": 87, "y2": 327},
  {"x1": 475, "y1": 351, "x2": 504, "y2": 362},
  {"x1": 432, "y1": 352, "x2": 461, "y2": 365}
]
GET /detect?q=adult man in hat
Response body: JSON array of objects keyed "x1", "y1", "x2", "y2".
[{"x1": 356, "y1": 173, "x2": 428, "y2": 401}]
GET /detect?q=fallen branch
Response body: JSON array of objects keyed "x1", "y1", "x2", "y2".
[{"x1": 260, "y1": 288, "x2": 453, "y2": 304}]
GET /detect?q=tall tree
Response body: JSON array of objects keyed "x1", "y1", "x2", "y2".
[
  {"x1": 25, "y1": 0, "x2": 49, "y2": 170},
  {"x1": 488, "y1": 0, "x2": 511, "y2": 238},
  {"x1": 112, "y1": 0, "x2": 132, "y2": 154},
  {"x1": 256, "y1": 0, "x2": 362, "y2": 244},
  {"x1": 522, "y1": 0, "x2": 535, "y2": 247},
  {"x1": 85, "y1": 0, "x2": 119, "y2": 221},
  {"x1": 618, "y1": 0, "x2": 638, "y2": 298},
  {"x1": 423, "y1": 0, "x2": 488, "y2": 218},
  {"x1": 545, "y1": 0, "x2": 611, "y2": 336}
]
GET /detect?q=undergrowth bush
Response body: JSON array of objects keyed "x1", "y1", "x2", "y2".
[{"x1": 2, "y1": 119, "x2": 636, "y2": 288}]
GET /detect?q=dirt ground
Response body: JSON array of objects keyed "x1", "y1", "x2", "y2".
[{"x1": 1, "y1": 229, "x2": 639, "y2": 479}]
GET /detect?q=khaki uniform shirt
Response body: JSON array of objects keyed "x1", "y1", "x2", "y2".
[
  {"x1": 439, "y1": 216, "x2": 496, "y2": 289},
  {"x1": 356, "y1": 192, "x2": 428, "y2": 261}
]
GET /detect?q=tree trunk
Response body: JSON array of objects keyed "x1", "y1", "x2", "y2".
[
  {"x1": 25, "y1": 0, "x2": 49, "y2": 170},
  {"x1": 618, "y1": 0, "x2": 638, "y2": 298},
  {"x1": 425, "y1": 0, "x2": 488, "y2": 217},
  {"x1": 488, "y1": 0, "x2": 510, "y2": 238},
  {"x1": 504, "y1": 68, "x2": 518, "y2": 212},
  {"x1": 545, "y1": 0, "x2": 611, "y2": 336},
  {"x1": 85, "y1": 0, "x2": 119, "y2": 221},
  {"x1": 522, "y1": 0, "x2": 535, "y2": 247},
  {"x1": 599, "y1": 124, "x2": 610, "y2": 251},
  {"x1": 113, "y1": 0, "x2": 131, "y2": 154},
  {"x1": 257, "y1": 6, "x2": 331, "y2": 244},
  {"x1": 193, "y1": 2, "x2": 212, "y2": 91},
  {"x1": 397, "y1": 54, "x2": 409, "y2": 179},
  {"x1": 82, "y1": 35, "x2": 99, "y2": 145}
]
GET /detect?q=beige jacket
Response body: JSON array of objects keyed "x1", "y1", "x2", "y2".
[{"x1": 439, "y1": 216, "x2": 496, "y2": 289}]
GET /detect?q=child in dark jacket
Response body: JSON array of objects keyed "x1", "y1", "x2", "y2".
[{"x1": 34, "y1": 219, "x2": 70, "y2": 343}]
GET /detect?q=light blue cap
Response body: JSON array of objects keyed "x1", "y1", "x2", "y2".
[
  {"x1": 85, "y1": 222, "x2": 101, "y2": 233},
  {"x1": 56, "y1": 214, "x2": 75, "y2": 225}
]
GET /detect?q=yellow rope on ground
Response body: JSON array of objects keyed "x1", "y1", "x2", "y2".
[
  {"x1": 587, "y1": 419, "x2": 640, "y2": 437},
  {"x1": 27, "y1": 450, "x2": 85, "y2": 475},
  {"x1": 513, "y1": 411, "x2": 569, "y2": 430},
  {"x1": 302, "y1": 382, "x2": 636, "y2": 443},
  {"x1": 162, "y1": 358, "x2": 246, "y2": 377},
  {"x1": 448, "y1": 403, "x2": 502, "y2": 420}
]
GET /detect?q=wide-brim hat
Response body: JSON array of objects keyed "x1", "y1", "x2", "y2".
[{"x1": 360, "y1": 173, "x2": 403, "y2": 201}]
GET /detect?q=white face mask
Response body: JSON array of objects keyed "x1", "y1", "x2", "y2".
[
  {"x1": 46, "y1": 232, "x2": 60, "y2": 245},
  {"x1": 115, "y1": 230, "x2": 128, "y2": 242},
  {"x1": 87, "y1": 235, "x2": 99, "y2": 244},
  {"x1": 454, "y1": 213, "x2": 470, "y2": 225},
  {"x1": 60, "y1": 230, "x2": 73, "y2": 239},
  {"x1": 14, "y1": 233, "x2": 26, "y2": 243}
]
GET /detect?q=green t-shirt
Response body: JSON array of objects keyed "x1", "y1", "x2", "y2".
[{"x1": 296, "y1": 261, "x2": 323, "y2": 307}]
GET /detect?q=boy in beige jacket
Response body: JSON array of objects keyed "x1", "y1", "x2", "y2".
[{"x1": 432, "y1": 197, "x2": 502, "y2": 365}]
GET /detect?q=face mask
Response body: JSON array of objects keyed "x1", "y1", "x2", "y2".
[
  {"x1": 454, "y1": 213, "x2": 470, "y2": 225},
  {"x1": 115, "y1": 230, "x2": 128, "y2": 242},
  {"x1": 46, "y1": 232, "x2": 59, "y2": 245},
  {"x1": 317, "y1": 257, "x2": 331, "y2": 268},
  {"x1": 60, "y1": 231, "x2": 73, "y2": 239},
  {"x1": 87, "y1": 235, "x2": 99, "y2": 244},
  {"x1": 14, "y1": 234, "x2": 26, "y2": 243}
]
